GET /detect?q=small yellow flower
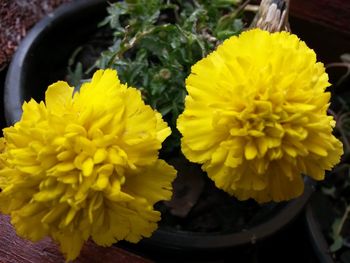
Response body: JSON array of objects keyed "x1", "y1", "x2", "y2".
[
  {"x1": 177, "y1": 29, "x2": 343, "y2": 203},
  {"x1": 0, "y1": 69, "x2": 176, "y2": 261}
]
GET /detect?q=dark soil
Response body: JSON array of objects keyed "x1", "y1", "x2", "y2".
[
  {"x1": 68, "y1": 25, "x2": 114, "y2": 78},
  {"x1": 156, "y1": 154, "x2": 281, "y2": 234}
]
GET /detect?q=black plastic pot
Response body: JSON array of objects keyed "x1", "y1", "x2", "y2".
[
  {"x1": 305, "y1": 199, "x2": 335, "y2": 263},
  {"x1": 4, "y1": 0, "x2": 109, "y2": 125},
  {"x1": 4, "y1": 0, "x2": 315, "y2": 261},
  {"x1": 138, "y1": 181, "x2": 314, "y2": 261}
]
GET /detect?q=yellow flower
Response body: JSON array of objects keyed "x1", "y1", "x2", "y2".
[
  {"x1": 0, "y1": 138, "x2": 8, "y2": 188},
  {"x1": 177, "y1": 29, "x2": 343, "y2": 203},
  {"x1": 0, "y1": 69, "x2": 176, "y2": 261}
]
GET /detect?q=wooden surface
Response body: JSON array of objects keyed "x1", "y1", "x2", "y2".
[
  {"x1": 289, "y1": 1, "x2": 350, "y2": 66},
  {"x1": 290, "y1": 0, "x2": 350, "y2": 34},
  {"x1": 0, "y1": 214, "x2": 151, "y2": 263}
]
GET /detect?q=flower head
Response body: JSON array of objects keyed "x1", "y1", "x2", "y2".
[
  {"x1": 0, "y1": 69, "x2": 176, "y2": 260},
  {"x1": 177, "y1": 29, "x2": 343, "y2": 203}
]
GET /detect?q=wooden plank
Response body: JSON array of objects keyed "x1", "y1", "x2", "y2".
[
  {"x1": 0, "y1": 214, "x2": 152, "y2": 263},
  {"x1": 290, "y1": 0, "x2": 350, "y2": 34}
]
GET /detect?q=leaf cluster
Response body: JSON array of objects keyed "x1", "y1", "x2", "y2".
[
  {"x1": 87, "y1": 0, "x2": 244, "y2": 151},
  {"x1": 320, "y1": 54, "x2": 350, "y2": 262}
]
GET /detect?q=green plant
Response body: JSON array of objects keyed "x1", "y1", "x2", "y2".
[
  {"x1": 68, "y1": 0, "x2": 246, "y2": 152},
  {"x1": 316, "y1": 54, "x2": 350, "y2": 260}
]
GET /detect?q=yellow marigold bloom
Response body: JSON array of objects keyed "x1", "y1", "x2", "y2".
[
  {"x1": 0, "y1": 138, "x2": 8, "y2": 188},
  {"x1": 0, "y1": 69, "x2": 176, "y2": 261},
  {"x1": 177, "y1": 29, "x2": 343, "y2": 203}
]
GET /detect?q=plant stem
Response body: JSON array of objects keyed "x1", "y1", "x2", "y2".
[{"x1": 337, "y1": 205, "x2": 350, "y2": 236}]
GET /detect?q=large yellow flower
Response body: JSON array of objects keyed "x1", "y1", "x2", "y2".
[
  {"x1": 0, "y1": 69, "x2": 176, "y2": 261},
  {"x1": 177, "y1": 29, "x2": 343, "y2": 203}
]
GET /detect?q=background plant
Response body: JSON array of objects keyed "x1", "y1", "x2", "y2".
[
  {"x1": 317, "y1": 54, "x2": 350, "y2": 262},
  {"x1": 68, "y1": 0, "x2": 246, "y2": 152}
]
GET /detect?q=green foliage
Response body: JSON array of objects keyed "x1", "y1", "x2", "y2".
[
  {"x1": 320, "y1": 56, "x2": 350, "y2": 260},
  {"x1": 89, "y1": 0, "x2": 245, "y2": 151},
  {"x1": 330, "y1": 218, "x2": 345, "y2": 252}
]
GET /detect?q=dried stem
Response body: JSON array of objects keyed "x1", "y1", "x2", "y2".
[
  {"x1": 336, "y1": 205, "x2": 350, "y2": 236},
  {"x1": 250, "y1": 0, "x2": 290, "y2": 32},
  {"x1": 326, "y1": 62, "x2": 350, "y2": 87}
]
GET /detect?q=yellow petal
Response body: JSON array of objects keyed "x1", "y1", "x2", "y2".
[
  {"x1": 93, "y1": 148, "x2": 108, "y2": 164},
  {"x1": 245, "y1": 140, "x2": 257, "y2": 160},
  {"x1": 45, "y1": 81, "x2": 73, "y2": 114},
  {"x1": 82, "y1": 158, "x2": 94, "y2": 177}
]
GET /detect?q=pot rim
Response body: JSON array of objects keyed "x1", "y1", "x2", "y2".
[
  {"x1": 4, "y1": 0, "x2": 108, "y2": 126},
  {"x1": 142, "y1": 178, "x2": 314, "y2": 251},
  {"x1": 305, "y1": 199, "x2": 335, "y2": 263}
]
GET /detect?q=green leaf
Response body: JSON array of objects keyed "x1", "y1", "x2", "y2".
[
  {"x1": 321, "y1": 186, "x2": 336, "y2": 197},
  {"x1": 67, "y1": 62, "x2": 83, "y2": 89},
  {"x1": 332, "y1": 218, "x2": 343, "y2": 235},
  {"x1": 330, "y1": 236, "x2": 344, "y2": 252}
]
